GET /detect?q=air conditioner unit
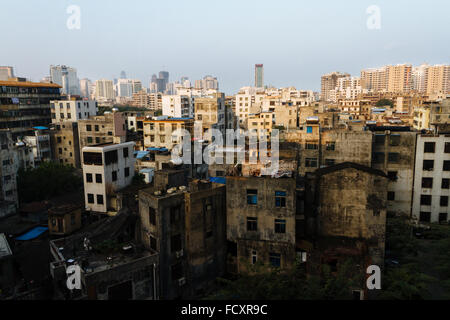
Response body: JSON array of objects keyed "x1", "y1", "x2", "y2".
[
  {"x1": 178, "y1": 277, "x2": 186, "y2": 286},
  {"x1": 176, "y1": 249, "x2": 184, "y2": 258}
]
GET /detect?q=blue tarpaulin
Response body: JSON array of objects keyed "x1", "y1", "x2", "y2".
[
  {"x1": 135, "y1": 151, "x2": 150, "y2": 159},
  {"x1": 209, "y1": 177, "x2": 226, "y2": 185},
  {"x1": 15, "y1": 226, "x2": 48, "y2": 241},
  {"x1": 33, "y1": 126, "x2": 48, "y2": 130}
]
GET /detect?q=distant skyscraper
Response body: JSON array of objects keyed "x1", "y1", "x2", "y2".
[
  {"x1": 80, "y1": 78, "x2": 92, "y2": 98},
  {"x1": 50, "y1": 65, "x2": 80, "y2": 95},
  {"x1": 95, "y1": 79, "x2": 115, "y2": 102},
  {"x1": 255, "y1": 64, "x2": 264, "y2": 88},
  {"x1": 120, "y1": 70, "x2": 127, "y2": 79},
  {"x1": 0, "y1": 66, "x2": 14, "y2": 80}
]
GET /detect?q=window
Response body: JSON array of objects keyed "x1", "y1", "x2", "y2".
[
  {"x1": 58, "y1": 148, "x2": 62, "y2": 155},
  {"x1": 57, "y1": 137, "x2": 62, "y2": 143},
  {"x1": 86, "y1": 173, "x2": 93, "y2": 183},
  {"x1": 275, "y1": 219, "x2": 286, "y2": 234},
  {"x1": 96, "y1": 174, "x2": 102, "y2": 183},
  {"x1": 105, "y1": 150, "x2": 118, "y2": 165},
  {"x1": 171, "y1": 234, "x2": 182, "y2": 253},
  {"x1": 124, "y1": 167, "x2": 130, "y2": 177},
  {"x1": 87, "y1": 194, "x2": 94, "y2": 204},
  {"x1": 372, "y1": 152, "x2": 384, "y2": 164},
  {"x1": 123, "y1": 147, "x2": 129, "y2": 158},
  {"x1": 439, "y1": 213, "x2": 448, "y2": 223},
  {"x1": 387, "y1": 171, "x2": 398, "y2": 181},
  {"x1": 97, "y1": 195, "x2": 104, "y2": 205},
  {"x1": 251, "y1": 251, "x2": 257, "y2": 265},
  {"x1": 86, "y1": 124, "x2": 92, "y2": 131},
  {"x1": 445, "y1": 142, "x2": 450, "y2": 154},
  {"x1": 159, "y1": 124, "x2": 165, "y2": 131},
  {"x1": 423, "y1": 160, "x2": 434, "y2": 171},
  {"x1": 149, "y1": 207, "x2": 156, "y2": 225},
  {"x1": 150, "y1": 236, "x2": 157, "y2": 250},
  {"x1": 305, "y1": 143, "x2": 318, "y2": 150},
  {"x1": 83, "y1": 152, "x2": 102, "y2": 165},
  {"x1": 325, "y1": 159, "x2": 336, "y2": 167},
  {"x1": 87, "y1": 137, "x2": 93, "y2": 144},
  {"x1": 387, "y1": 192, "x2": 395, "y2": 201},
  {"x1": 442, "y1": 179, "x2": 450, "y2": 189},
  {"x1": 389, "y1": 135, "x2": 400, "y2": 146},
  {"x1": 275, "y1": 191, "x2": 286, "y2": 207},
  {"x1": 95, "y1": 137, "x2": 100, "y2": 144},
  {"x1": 422, "y1": 178, "x2": 433, "y2": 189},
  {"x1": 247, "y1": 217, "x2": 257, "y2": 231},
  {"x1": 444, "y1": 161, "x2": 450, "y2": 171},
  {"x1": 95, "y1": 125, "x2": 99, "y2": 132},
  {"x1": 424, "y1": 142, "x2": 436, "y2": 153},
  {"x1": 112, "y1": 171, "x2": 117, "y2": 181},
  {"x1": 269, "y1": 253, "x2": 281, "y2": 268},
  {"x1": 421, "y1": 195, "x2": 432, "y2": 206},
  {"x1": 306, "y1": 126, "x2": 313, "y2": 134},
  {"x1": 420, "y1": 212, "x2": 431, "y2": 223},
  {"x1": 326, "y1": 142, "x2": 335, "y2": 151},
  {"x1": 440, "y1": 196, "x2": 449, "y2": 207},
  {"x1": 388, "y1": 153, "x2": 399, "y2": 163},
  {"x1": 171, "y1": 263, "x2": 183, "y2": 281},
  {"x1": 71, "y1": 213, "x2": 76, "y2": 226},
  {"x1": 305, "y1": 158, "x2": 318, "y2": 168},
  {"x1": 247, "y1": 189, "x2": 257, "y2": 205},
  {"x1": 375, "y1": 135, "x2": 385, "y2": 144}
]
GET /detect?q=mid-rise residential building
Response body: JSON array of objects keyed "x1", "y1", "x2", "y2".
[
  {"x1": 371, "y1": 129, "x2": 417, "y2": 217},
  {"x1": 226, "y1": 176, "x2": 298, "y2": 273},
  {"x1": 143, "y1": 117, "x2": 194, "y2": 151},
  {"x1": 162, "y1": 95, "x2": 192, "y2": 118},
  {"x1": 82, "y1": 141, "x2": 136, "y2": 214},
  {"x1": 247, "y1": 112, "x2": 274, "y2": 140},
  {"x1": 194, "y1": 92, "x2": 226, "y2": 136},
  {"x1": 0, "y1": 79, "x2": 61, "y2": 139},
  {"x1": 22, "y1": 127, "x2": 52, "y2": 166},
  {"x1": 50, "y1": 98, "x2": 97, "y2": 123},
  {"x1": 412, "y1": 134, "x2": 450, "y2": 223},
  {"x1": 139, "y1": 172, "x2": 226, "y2": 299},
  {"x1": 78, "y1": 112, "x2": 127, "y2": 152},
  {"x1": 51, "y1": 122, "x2": 81, "y2": 168}
]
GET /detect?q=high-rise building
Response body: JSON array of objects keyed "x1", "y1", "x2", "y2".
[
  {"x1": 50, "y1": 65, "x2": 80, "y2": 96},
  {"x1": 120, "y1": 70, "x2": 127, "y2": 79},
  {"x1": 361, "y1": 67, "x2": 388, "y2": 92},
  {"x1": 80, "y1": 78, "x2": 92, "y2": 98},
  {"x1": 95, "y1": 79, "x2": 115, "y2": 102},
  {"x1": 386, "y1": 64, "x2": 412, "y2": 93},
  {"x1": 255, "y1": 64, "x2": 264, "y2": 88},
  {"x1": 426, "y1": 65, "x2": 450, "y2": 95},
  {"x1": 0, "y1": 66, "x2": 14, "y2": 81},
  {"x1": 320, "y1": 71, "x2": 350, "y2": 101}
]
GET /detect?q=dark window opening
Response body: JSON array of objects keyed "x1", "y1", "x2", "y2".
[{"x1": 247, "y1": 217, "x2": 257, "y2": 231}]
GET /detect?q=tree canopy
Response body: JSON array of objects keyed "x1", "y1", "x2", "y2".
[{"x1": 17, "y1": 162, "x2": 83, "y2": 203}]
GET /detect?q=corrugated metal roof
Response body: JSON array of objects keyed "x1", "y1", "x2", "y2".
[{"x1": 0, "y1": 80, "x2": 61, "y2": 88}]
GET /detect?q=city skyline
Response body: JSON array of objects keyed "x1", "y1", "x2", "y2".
[{"x1": 0, "y1": 0, "x2": 449, "y2": 94}]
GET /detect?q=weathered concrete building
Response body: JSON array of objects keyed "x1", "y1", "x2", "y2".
[
  {"x1": 371, "y1": 128, "x2": 417, "y2": 217},
  {"x1": 226, "y1": 176, "x2": 299, "y2": 273},
  {"x1": 139, "y1": 172, "x2": 227, "y2": 299},
  {"x1": 78, "y1": 112, "x2": 126, "y2": 152},
  {"x1": 0, "y1": 79, "x2": 61, "y2": 139},
  {"x1": 143, "y1": 117, "x2": 194, "y2": 151},
  {"x1": 307, "y1": 163, "x2": 389, "y2": 267},
  {"x1": 51, "y1": 121, "x2": 81, "y2": 168},
  {"x1": 48, "y1": 204, "x2": 83, "y2": 236}
]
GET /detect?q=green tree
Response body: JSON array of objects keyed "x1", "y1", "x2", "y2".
[
  {"x1": 17, "y1": 162, "x2": 82, "y2": 203},
  {"x1": 376, "y1": 99, "x2": 394, "y2": 108}
]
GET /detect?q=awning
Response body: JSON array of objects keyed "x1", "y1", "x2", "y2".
[{"x1": 15, "y1": 226, "x2": 48, "y2": 241}]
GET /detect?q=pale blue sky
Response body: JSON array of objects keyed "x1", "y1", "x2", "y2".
[{"x1": 0, "y1": 0, "x2": 448, "y2": 94}]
